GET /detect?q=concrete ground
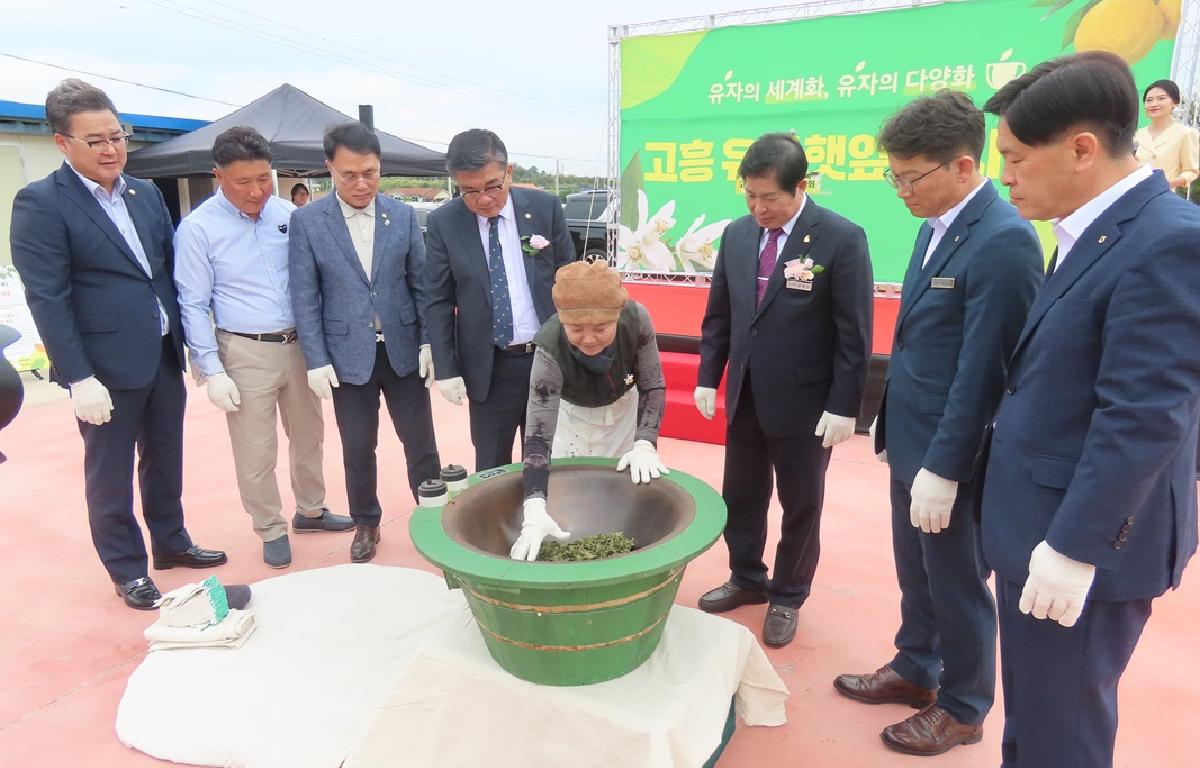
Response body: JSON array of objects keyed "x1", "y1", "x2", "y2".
[{"x1": 1, "y1": 374, "x2": 1196, "y2": 767}]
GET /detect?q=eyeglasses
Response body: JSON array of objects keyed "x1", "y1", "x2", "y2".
[
  {"x1": 884, "y1": 163, "x2": 949, "y2": 194},
  {"x1": 332, "y1": 167, "x2": 381, "y2": 185},
  {"x1": 460, "y1": 169, "x2": 508, "y2": 202},
  {"x1": 62, "y1": 133, "x2": 132, "y2": 152}
]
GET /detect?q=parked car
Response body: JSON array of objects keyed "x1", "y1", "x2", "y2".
[
  {"x1": 563, "y1": 189, "x2": 612, "y2": 261},
  {"x1": 407, "y1": 200, "x2": 442, "y2": 240}
]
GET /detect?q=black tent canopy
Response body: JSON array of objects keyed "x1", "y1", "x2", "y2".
[{"x1": 124, "y1": 84, "x2": 446, "y2": 178}]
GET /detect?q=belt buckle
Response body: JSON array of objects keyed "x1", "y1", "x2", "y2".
[{"x1": 281, "y1": 329, "x2": 297, "y2": 344}]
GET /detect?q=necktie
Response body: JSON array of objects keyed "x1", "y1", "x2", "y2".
[
  {"x1": 757, "y1": 227, "x2": 784, "y2": 307},
  {"x1": 1045, "y1": 247, "x2": 1059, "y2": 279},
  {"x1": 488, "y1": 216, "x2": 514, "y2": 347}
]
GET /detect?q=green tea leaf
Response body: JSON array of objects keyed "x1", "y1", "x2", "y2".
[
  {"x1": 537, "y1": 532, "x2": 635, "y2": 562},
  {"x1": 620, "y1": 153, "x2": 643, "y2": 231}
]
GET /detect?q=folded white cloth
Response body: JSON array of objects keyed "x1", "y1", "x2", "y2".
[{"x1": 145, "y1": 609, "x2": 257, "y2": 651}]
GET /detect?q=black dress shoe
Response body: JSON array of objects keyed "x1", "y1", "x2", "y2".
[
  {"x1": 763, "y1": 604, "x2": 797, "y2": 648},
  {"x1": 114, "y1": 577, "x2": 161, "y2": 610},
  {"x1": 153, "y1": 544, "x2": 228, "y2": 570},
  {"x1": 350, "y1": 525, "x2": 380, "y2": 563},
  {"x1": 292, "y1": 508, "x2": 354, "y2": 533},
  {"x1": 698, "y1": 581, "x2": 768, "y2": 613}
]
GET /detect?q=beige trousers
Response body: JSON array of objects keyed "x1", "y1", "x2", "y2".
[{"x1": 216, "y1": 331, "x2": 326, "y2": 542}]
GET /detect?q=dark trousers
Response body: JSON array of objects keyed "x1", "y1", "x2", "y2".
[
  {"x1": 996, "y1": 578, "x2": 1151, "y2": 768},
  {"x1": 468, "y1": 349, "x2": 534, "y2": 471},
  {"x1": 722, "y1": 381, "x2": 831, "y2": 608},
  {"x1": 330, "y1": 343, "x2": 441, "y2": 526},
  {"x1": 77, "y1": 338, "x2": 191, "y2": 584},
  {"x1": 889, "y1": 475, "x2": 996, "y2": 726}
]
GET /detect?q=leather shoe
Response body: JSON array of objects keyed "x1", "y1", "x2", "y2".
[
  {"x1": 762, "y1": 603, "x2": 797, "y2": 647},
  {"x1": 292, "y1": 508, "x2": 354, "y2": 533},
  {"x1": 153, "y1": 544, "x2": 228, "y2": 570},
  {"x1": 834, "y1": 664, "x2": 937, "y2": 709},
  {"x1": 114, "y1": 577, "x2": 161, "y2": 610},
  {"x1": 697, "y1": 581, "x2": 768, "y2": 613},
  {"x1": 881, "y1": 704, "x2": 983, "y2": 756},
  {"x1": 350, "y1": 525, "x2": 380, "y2": 563}
]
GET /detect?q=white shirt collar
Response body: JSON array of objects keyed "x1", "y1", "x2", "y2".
[
  {"x1": 927, "y1": 178, "x2": 988, "y2": 233},
  {"x1": 68, "y1": 161, "x2": 126, "y2": 200},
  {"x1": 1052, "y1": 165, "x2": 1153, "y2": 258},
  {"x1": 337, "y1": 192, "x2": 376, "y2": 219}
]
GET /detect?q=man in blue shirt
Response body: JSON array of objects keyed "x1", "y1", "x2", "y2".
[{"x1": 175, "y1": 127, "x2": 351, "y2": 568}]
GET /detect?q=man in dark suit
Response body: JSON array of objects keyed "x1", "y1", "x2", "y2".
[
  {"x1": 981, "y1": 52, "x2": 1200, "y2": 768},
  {"x1": 425, "y1": 129, "x2": 575, "y2": 471},
  {"x1": 694, "y1": 132, "x2": 873, "y2": 647},
  {"x1": 9, "y1": 80, "x2": 225, "y2": 609},
  {"x1": 832, "y1": 92, "x2": 1042, "y2": 756},
  {"x1": 290, "y1": 122, "x2": 441, "y2": 564}
]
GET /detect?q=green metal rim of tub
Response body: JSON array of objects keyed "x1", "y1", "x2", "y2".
[{"x1": 409, "y1": 458, "x2": 727, "y2": 588}]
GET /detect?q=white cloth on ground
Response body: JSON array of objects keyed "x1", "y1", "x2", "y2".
[{"x1": 144, "y1": 609, "x2": 256, "y2": 651}]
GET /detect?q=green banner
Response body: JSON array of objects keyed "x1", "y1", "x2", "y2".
[{"x1": 618, "y1": 0, "x2": 1179, "y2": 281}]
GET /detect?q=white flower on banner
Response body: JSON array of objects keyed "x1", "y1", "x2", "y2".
[
  {"x1": 617, "y1": 190, "x2": 676, "y2": 271},
  {"x1": 676, "y1": 214, "x2": 731, "y2": 272}
]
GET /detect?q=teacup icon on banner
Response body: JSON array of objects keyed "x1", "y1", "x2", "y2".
[{"x1": 987, "y1": 49, "x2": 1027, "y2": 90}]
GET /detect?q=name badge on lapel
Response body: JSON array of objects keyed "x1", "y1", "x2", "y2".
[
  {"x1": 786, "y1": 279, "x2": 814, "y2": 291},
  {"x1": 931, "y1": 277, "x2": 955, "y2": 289}
]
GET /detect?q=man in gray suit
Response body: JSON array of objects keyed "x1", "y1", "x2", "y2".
[
  {"x1": 289, "y1": 122, "x2": 440, "y2": 563},
  {"x1": 425, "y1": 129, "x2": 576, "y2": 470}
]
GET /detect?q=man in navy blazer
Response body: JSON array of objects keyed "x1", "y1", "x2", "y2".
[
  {"x1": 289, "y1": 122, "x2": 441, "y2": 563},
  {"x1": 10, "y1": 80, "x2": 225, "y2": 609},
  {"x1": 982, "y1": 53, "x2": 1200, "y2": 767},
  {"x1": 833, "y1": 92, "x2": 1042, "y2": 756},
  {"x1": 694, "y1": 133, "x2": 873, "y2": 648},
  {"x1": 425, "y1": 129, "x2": 575, "y2": 471}
]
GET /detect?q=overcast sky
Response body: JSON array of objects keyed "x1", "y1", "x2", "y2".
[{"x1": 0, "y1": 0, "x2": 756, "y2": 176}]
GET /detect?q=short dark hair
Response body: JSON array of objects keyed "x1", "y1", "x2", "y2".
[
  {"x1": 323, "y1": 122, "x2": 381, "y2": 160},
  {"x1": 983, "y1": 52, "x2": 1138, "y2": 159},
  {"x1": 446, "y1": 129, "x2": 507, "y2": 173},
  {"x1": 45, "y1": 79, "x2": 119, "y2": 136},
  {"x1": 879, "y1": 90, "x2": 985, "y2": 163},
  {"x1": 1143, "y1": 78, "x2": 1181, "y2": 104},
  {"x1": 738, "y1": 132, "x2": 809, "y2": 190},
  {"x1": 290, "y1": 182, "x2": 309, "y2": 199},
  {"x1": 212, "y1": 126, "x2": 271, "y2": 167}
]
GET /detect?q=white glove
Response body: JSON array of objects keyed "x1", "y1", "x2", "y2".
[
  {"x1": 815, "y1": 411, "x2": 856, "y2": 449},
  {"x1": 205, "y1": 372, "x2": 241, "y2": 412},
  {"x1": 909, "y1": 468, "x2": 958, "y2": 534},
  {"x1": 616, "y1": 439, "x2": 670, "y2": 485},
  {"x1": 418, "y1": 344, "x2": 434, "y2": 389},
  {"x1": 869, "y1": 415, "x2": 886, "y2": 463},
  {"x1": 307, "y1": 365, "x2": 339, "y2": 400},
  {"x1": 509, "y1": 497, "x2": 571, "y2": 562},
  {"x1": 694, "y1": 386, "x2": 716, "y2": 420},
  {"x1": 69, "y1": 376, "x2": 113, "y2": 425},
  {"x1": 1020, "y1": 541, "x2": 1096, "y2": 628},
  {"x1": 436, "y1": 376, "x2": 467, "y2": 406}
]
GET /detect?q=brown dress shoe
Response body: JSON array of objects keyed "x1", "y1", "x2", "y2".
[
  {"x1": 833, "y1": 664, "x2": 937, "y2": 708},
  {"x1": 762, "y1": 604, "x2": 797, "y2": 647},
  {"x1": 881, "y1": 704, "x2": 983, "y2": 756},
  {"x1": 697, "y1": 581, "x2": 768, "y2": 613},
  {"x1": 350, "y1": 525, "x2": 380, "y2": 563}
]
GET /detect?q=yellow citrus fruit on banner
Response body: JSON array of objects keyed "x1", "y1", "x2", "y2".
[
  {"x1": 1075, "y1": 0, "x2": 1164, "y2": 63},
  {"x1": 1159, "y1": 0, "x2": 1182, "y2": 40}
]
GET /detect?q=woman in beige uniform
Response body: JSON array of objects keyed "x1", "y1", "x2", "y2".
[{"x1": 1135, "y1": 78, "x2": 1199, "y2": 191}]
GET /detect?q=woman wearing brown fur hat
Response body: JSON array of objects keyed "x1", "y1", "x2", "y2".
[{"x1": 509, "y1": 260, "x2": 669, "y2": 561}]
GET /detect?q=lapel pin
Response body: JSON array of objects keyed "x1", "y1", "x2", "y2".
[
  {"x1": 524, "y1": 212, "x2": 532, "y2": 220},
  {"x1": 1098, "y1": 235, "x2": 1107, "y2": 244},
  {"x1": 953, "y1": 235, "x2": 960, "y2": 242},
  {"x1": 127, "y1": 188, "x2": 136, "y2": 196},
  {"x1": 802, "y1": 234, "x2": 811, "y2": 244}
]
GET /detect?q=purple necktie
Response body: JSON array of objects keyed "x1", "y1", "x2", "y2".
[{"x1": 757, "y1": 227, "x2": 784, "y2": 306}]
